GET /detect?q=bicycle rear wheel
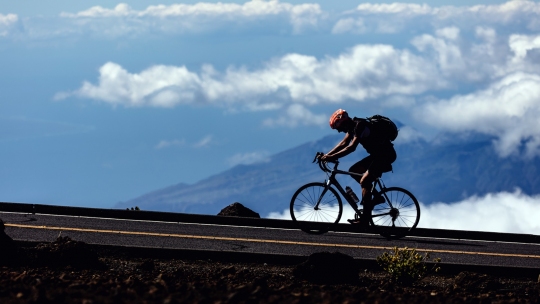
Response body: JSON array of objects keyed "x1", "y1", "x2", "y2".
[
  {"x1": 370, "y1": 187, "x2": 420, "y2": 239},
  {"x1": 290, "y1": 182, "x2": 343, "y2": 234}
]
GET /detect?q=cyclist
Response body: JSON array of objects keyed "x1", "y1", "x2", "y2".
[{"x1": 319, "y1": 109, "x2": 396, "y2": 226}]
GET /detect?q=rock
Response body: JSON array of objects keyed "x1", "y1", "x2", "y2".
[
  {"x1": 0, "y1": 218, "x2": 16, "y2": 248},
  {"x1": 0, "y1": 218, "x2": 25, "y2": 266},
  {"x1": 293, "y1": 252, "x2": 360, "y2": 284},
  {"x1": 32, "y1": 236, "x2": 105, "y2": 269},
  {"x1": 218, "y1": 202, "x2": 260, "y2": 218}
]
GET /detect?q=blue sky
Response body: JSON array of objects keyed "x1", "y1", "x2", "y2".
[{"x1": 2, "y1": 0, "x2": 540, "y2": 223}]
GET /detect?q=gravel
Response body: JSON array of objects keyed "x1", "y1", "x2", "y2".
[{"x1": 1, "y1": 236, "x2": 539, "y2": 303}]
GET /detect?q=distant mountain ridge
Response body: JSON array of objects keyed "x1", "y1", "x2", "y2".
[{"x1": 116, "y1": 134, "x2": 540, "y2": 217}]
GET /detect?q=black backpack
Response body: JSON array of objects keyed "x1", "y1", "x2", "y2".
[{"x1": 367, "y1": 115, "x2": 398, "y2": 141}]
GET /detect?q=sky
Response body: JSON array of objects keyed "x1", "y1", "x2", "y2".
[{"x1": 2, "y1": 0, "x2": 540, "y2": 233}]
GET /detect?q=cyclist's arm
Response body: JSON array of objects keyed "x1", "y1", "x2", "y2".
[
  {"x1": 324, "y1": 134, "x2": 360, "y2": 160},
  {"x1": 326, "y1": 132, "x2": 351, "y2": 155}
]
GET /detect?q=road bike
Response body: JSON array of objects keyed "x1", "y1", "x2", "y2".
[{"x1": 290, "y1": 152, "x2": 420, "y2": 238}]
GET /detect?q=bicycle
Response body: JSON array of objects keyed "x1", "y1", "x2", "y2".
[{"x1": 290, "y1": 152, "x2": 420, "y2": 238}]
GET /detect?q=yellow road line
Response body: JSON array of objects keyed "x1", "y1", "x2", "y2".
[{"x1": 6, "y1": 223, "x2": 540, "y2": 259}]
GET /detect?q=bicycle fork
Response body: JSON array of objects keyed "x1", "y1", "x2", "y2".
[
  {"x1": 373, "y1": 181, "x2": 400, "y2": 227},
  {"x1": 313, "y1": 179, "x2": 332, "y2": 210}
]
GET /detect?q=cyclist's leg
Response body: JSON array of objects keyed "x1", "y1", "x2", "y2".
[
  {"x1": 348, "y1": 157, "x2": 372, "y2": 225},
  {"x1": 348, "y1": 157, "x2": 370, "y2": 184},
  {"x1": 361, "y1": 148, "x2": 396, "y2": 214}
]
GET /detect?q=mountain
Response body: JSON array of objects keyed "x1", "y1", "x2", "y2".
[{"x1": 115, "y1": 134, "x2": 540, "y2": 217}]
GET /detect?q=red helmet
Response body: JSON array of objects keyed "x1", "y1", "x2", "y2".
[{"x1": 329, "y1": 109, "x2": 349, "y2": 129}]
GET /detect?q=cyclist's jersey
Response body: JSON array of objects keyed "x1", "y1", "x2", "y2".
[{"x1": 349, "y1": 117, "x2": 393, "y2": 155}]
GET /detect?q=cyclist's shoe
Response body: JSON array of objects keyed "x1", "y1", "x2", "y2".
[{"x1": 347, "y1": 219, "x2": 370, "y2": 227}]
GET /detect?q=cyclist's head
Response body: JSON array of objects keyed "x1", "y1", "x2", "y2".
[{"x1": 329, "y1": 109, "x2": 350, "y2": 131}]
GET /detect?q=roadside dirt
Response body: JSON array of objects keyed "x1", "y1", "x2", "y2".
[{"x1": 1, "y1": 236, "x2": 539, "y2": 303}]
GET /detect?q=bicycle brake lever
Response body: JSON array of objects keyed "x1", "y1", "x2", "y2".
[{"x1": 312, "y1": 152, "x2": 323, "y2": 163}]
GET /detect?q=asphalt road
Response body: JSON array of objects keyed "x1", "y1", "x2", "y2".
[{"x1": 2, "y1": 210, "x2": 540, "y2": 270}]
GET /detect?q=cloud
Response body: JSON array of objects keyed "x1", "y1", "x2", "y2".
[
  {"x1": 419, "y1": 189, "x2": 540, "y2": 235},
  {"x1": 334, "y1": 1, "x2": 540, "y2": 35},
  {"x1": 392, "y1": 126, "x2": 425, "y2": 145},
  {"x1": 509, "y1": 33, "x2": 540, "y2": 61},
  {"x1": 55, "y1": 62, "x2": 201, "y2": 107},
  {"x1": 0, "y1": 13, "x2": 18, "y2": 37},
  {"x1": 193, "y1": 135, "x2": 213, "y2": 148},
  {"x1": 331, "y1": 17, "x2": 367, "y2": 34},
  {"x1": 56, "y1": 44, "x2": 440, "y2": 108},
  {"x1": 155, "y1": 136, "x2": 213, "y2": 149},
  {"x1": 262, "y1": 104, "x2": 326, "y2": 127},
  {"x1": 58, "y1": 1, "x2": 324, "y2": 35},
  {"x1": 227, "y1": 151, "x2": 271, "y2": 166},
  {"x1": 268, "y1": 189, "x2": 540, "y2": 235},
  {"x1": 416, "y1": 72, "x2": 540, "y2": 157},
  {"x1": 5, "y1": 1, "x2": 540, "y2": 40}
]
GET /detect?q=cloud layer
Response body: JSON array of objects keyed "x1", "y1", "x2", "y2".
[
  {"x1": 57, "y1": 1, "x2": 324, "y2": 36},
  {"x1": 56, "y1": 21, "x2": 540, "y2": 156},
  {"x1": 57, "y1": 42, "x2": 442, "y2": 106},
  {"x1": 268, "y1": 189, "x2": 540, "y2": 235},
  {"x1": 4, "y1": 1, "x2": 539, "y2": 39},
  {"x1": 334, "y1": 1, "x2": 540, "y2": 34}
]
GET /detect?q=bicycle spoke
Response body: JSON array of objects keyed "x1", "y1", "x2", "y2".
[
  {"x1": 369, "y1": 187, "x2": 420, "y2": 235},
  {"x1": 290, "y1": 183, "x2": 343, "y2": 230}
]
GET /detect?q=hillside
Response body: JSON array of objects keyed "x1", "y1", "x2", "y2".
[{"x1": 116, "y1": 134, "x2": 540, "y2": 217}]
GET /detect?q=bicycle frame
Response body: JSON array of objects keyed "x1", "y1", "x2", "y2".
[{"x1": 314, "y1": 159, "x2": 394, "y2": 222}]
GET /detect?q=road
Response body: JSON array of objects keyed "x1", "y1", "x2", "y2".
[{"x1": 2, "y1": 210, "x2": 540, "y2": 270}]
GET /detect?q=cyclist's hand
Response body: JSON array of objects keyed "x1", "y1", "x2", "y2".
[{"x1": 320, "y1": 154, "x2": 335, "y2": 162}]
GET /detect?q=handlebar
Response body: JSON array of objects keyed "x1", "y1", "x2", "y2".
[{"x1": 312, "y1": 152, "x2": 338, "y2": 173}]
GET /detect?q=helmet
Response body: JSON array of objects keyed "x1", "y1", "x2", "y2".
[{"x1": 329, "y1": 109, "x2": 349, "y2": 129}]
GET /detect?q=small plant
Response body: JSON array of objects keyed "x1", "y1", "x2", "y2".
[
  {"x1": 376, "y1": 247, "x2": 441, "y2": 284},
  {"x1": 126, "y1": 206, "x2": 140, "y2": 211}
]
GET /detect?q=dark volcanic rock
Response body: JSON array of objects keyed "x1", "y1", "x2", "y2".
[
  {"x1": 293, "y1": 252, "x2": 360, "y2": 284},
  {"x1": 0, "y1": 219, "x2": 26, "y2": 266},
  {"x1": 0, "y1": 219, "x2": 15, "y2": 248},
  {"x1": 32, "y1": 236, "x2": 105, "y2": 269},
  {"x1": 218, "y1": 202, "x2": 260, "y2": 218}
]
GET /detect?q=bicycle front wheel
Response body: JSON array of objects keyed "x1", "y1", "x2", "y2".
[
  {"x1": 371, "y1": 187, "x2": 420, "y2": 239},
  {"x1": 290, "y1": 182, "x2": 343, "y2": 234}
]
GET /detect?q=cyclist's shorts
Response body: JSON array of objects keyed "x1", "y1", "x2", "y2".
[{"x1": 349, "y1": 147, "x2": 396, "y2": 182}]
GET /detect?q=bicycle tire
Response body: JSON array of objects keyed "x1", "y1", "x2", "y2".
[
  {"x1": 370, "y1": 187, "x2": 420, "y2": 239},
  {"x1": 290, "y1": 182, "x2": 343, "y2": 234}
]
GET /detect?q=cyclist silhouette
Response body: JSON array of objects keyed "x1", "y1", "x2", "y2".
[{"x1": 319, "y1": 109, "x2": 396, "y2": 226}]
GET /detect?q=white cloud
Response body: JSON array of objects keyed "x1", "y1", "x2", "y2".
[
  {"x1": 57, "y1": 44, "x2": 440, "y2": 108},
  {"x1": 0, "y1": 13, "x2": 18, "y2": 36},
  {"x1": 509, "y1": 33, "x2": 540, "y2": 61},
  {"x1": 393, "y1": 126, "x2": 425, "y2": 145},
  {"x1": 193, "y1": 135, "x2": 213, "y2": 148},
  {"x1": 5, "y1": 1, "x2": 540, "y2": 40},
  {"x1": 55, "y1": 62, "x2": 201, "y2": 107},
  {"x1": 155, "y1": 136, "x2": 214, "y2": 149},
  {"x1": 334, "y1": 1, "x2": 540, "y2": 35},
  {"x1": 262, "y1": 104, "x2": 326, "y2": 127},
  {"x1": 331, "y1": 17, "x2": 366, "y2": 34},
  {"x1": 420, "y1": 189, "x2": 540, "y2": 235},
  {"x1": 227, "y1": 151, "x2": 271, "y2": 166},
  {"x1": 416, "y1": 72, "x2": 540, "y2": 157},
  {"x1": 59, "y1": 1, "x2": 324, "y2": 35},
  {"x1": 268, "y1": 189, "x2": 540, "y2": 235}
]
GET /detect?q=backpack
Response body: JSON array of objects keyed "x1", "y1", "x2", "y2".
[{"x1": 367, "y1": 115, "x2": 398, "y2": 141}]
